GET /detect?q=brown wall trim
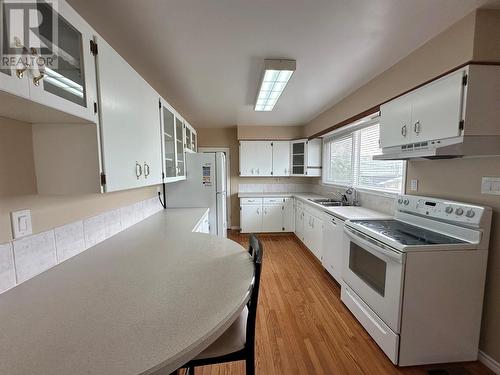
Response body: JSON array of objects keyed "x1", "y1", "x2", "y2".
[{"x1": 308, "y1": 60, "x2": 500, "y2": 140}]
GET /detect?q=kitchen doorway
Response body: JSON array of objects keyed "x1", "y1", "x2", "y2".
[{"x1": 198, "y1": 147, "x2": 232, "y2": 228}]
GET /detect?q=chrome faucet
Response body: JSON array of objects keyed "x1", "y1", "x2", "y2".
[{"x1": 345, "y1": 187, "x2": 359, "y2": 206}]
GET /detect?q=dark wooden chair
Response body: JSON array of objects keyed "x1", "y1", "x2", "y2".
[{"x1": 183, "y1": 234, "x2": 263, "y2": 375}]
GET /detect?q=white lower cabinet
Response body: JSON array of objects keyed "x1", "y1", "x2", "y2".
[
  {"x1": 283, "y1": 198, "x2": 295, "y2": 232},
  {"x1": 193, "y1": 211, "x2": 210, "y2": 233},
  {"x1": 240, "y1": 197, "x2": 294, "y2": 233},
  {"x1": 262, "y1": 204, "x2": 283, "y2": 232},
  {"x1": 240, "y1": 204, "x2": 262, "y2": 233},
  {"x1": 303, "y1": 211, "x2": 324, "y2": 261},
  {"x1": 294, "y1": 199, "x2": 324, "y2": 262},
  {"x1": 295, "y1": 203, "x2": 305, "y2": 240}
]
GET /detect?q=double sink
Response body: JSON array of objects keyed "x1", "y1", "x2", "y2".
[{"x1": 308, "y1": 198, "x2": 350, "y2": 207}]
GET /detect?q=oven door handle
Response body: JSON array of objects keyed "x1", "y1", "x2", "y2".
[{"x1": 345, "y1": 226, "x2": 404, "y2": 264}]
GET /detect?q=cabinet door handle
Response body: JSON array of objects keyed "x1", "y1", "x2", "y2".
[
  {"x1": 284, "y1": 168, "x2": 287, "y2": 174},
  {"x1": 264, "y1": 208, "x2": 268, "y2": 215},
  {"x1": 14, "y1": 38, "x2": 28, "y2": 78},
  {"x1": 144, "y1": 162, "x2": 150, "y2": 178},
  {"x1": 135, "y1": 162, "x2": 142, "y2": 179},
  {"x1": 257, "y1": 208, "x2": 260, "y2": 215},
  {"x1": 31, "y1": 48, "x2": 45, "y2": 86},
  {"x1": 251, "y1": 168, "x2": 254, "y2": 175},
  {"x1": 401, "y1": 124, "x2": 407, "y2": 137},
  {"x1": 257, "y1": 168, "x2": 260, "y2": 175},
  {"x1": 414, "y1": 121, "x2": 421, "y2": 134}
]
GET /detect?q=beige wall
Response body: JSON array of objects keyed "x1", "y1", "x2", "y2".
[
  {"x1": 0, "y1": 118, "x2": 158, "y2": 244},
  {"x1": 305, "y1": 10, "x2": 477, "y2": 137},
  {"x1": 473, "y1": 10, "x2": 500, "y2": 62},
  {"x1": 197, "y1": 127, "x2": 314, "y2": 227},
  {"x1": 0, "y1": 118, "x2": 37, "y2": 196},
  {"x1": 237, "y1": 125, "x2": 304, "y2": 140},
  {"x1": 302, "y1": 9, "x2": 500, "y2": 363}
]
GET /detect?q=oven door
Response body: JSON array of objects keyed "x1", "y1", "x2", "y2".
[{"x1": 343, "y1": 225, "x2": 405, "y2": 333}]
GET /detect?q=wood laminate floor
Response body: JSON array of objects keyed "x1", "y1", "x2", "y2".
[{"x1": 192, "y1": 232, "x2": 492, "y2": 375}]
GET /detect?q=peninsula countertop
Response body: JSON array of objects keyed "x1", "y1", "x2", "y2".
[{"x1": 0, "y1": 208, "x2": 254, "y2": 375}]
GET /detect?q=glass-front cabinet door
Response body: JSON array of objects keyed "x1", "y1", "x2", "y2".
[
  {"x1": 291, "y1": 140, "x2": 306, "y2": 175},
  {"x1": 191, "y1": 131, "x2": 197, "y2": 152},
  {"x1": 162, "y1": 105, "x2": 176, "y2": 179},
  {"x1": 185, "y1": 125, "x2": 192, "y2": 151},
  {"x1": 27, "y1": 0, "x2": 97, "y2": 122},
  {"x1": 175, "y1": 116, "x2": 185, "y2": 177},
  {"x1": 0, "y1": 0, "x2": 31, "y2": 98}
]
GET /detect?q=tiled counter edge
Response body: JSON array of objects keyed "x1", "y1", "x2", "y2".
[{"x1": 0, "y1": 197, "x2": 164, "y2": 295}]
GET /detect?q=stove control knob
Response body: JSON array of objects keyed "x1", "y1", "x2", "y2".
[
  {"x1": 466, "y1": 209, "x2": 475, "y2": 218},
  {"x1": 445, "y1": 206, "x2": 453, "y2": 214},
  {"x1": 403, "y1": 199, "x2": 410, "y2": 206},
  {"x1": 398, "y1": 198, "x2": 403, "y2": 205},
  {"x1": 455, "y1": 208, "x2": 464, "y2": 216}
]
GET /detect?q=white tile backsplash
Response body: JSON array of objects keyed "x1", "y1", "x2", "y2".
[
  {"x1": 120, "y1": 204, "x2": 136, "y2": 228},
  {"x1": 13, "y1": 230, "x2": 57, "y2": 283},
  {"x1": 55, "y1": 221, "x2": 85, "y2": 262},
  {"x1": 103, "y1": 209, "x2": 122, "y2": 238},
  {"x1": 0, "y1": 196, "x2": 165, "y2": 295},
  {"x1": 83, "y1": 215, "x2": 107, "y2": 249},
  {"x1": 238, "y1": 183, "x2": 314, "y2": 194},
  {"x1": 0, "y1": 243, "x2": 16, "y2": 293}
]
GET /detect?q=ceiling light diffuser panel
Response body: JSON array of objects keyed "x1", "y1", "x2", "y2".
[{"x1": 255, "y1": 59, "x2": 296, "y2": 111}]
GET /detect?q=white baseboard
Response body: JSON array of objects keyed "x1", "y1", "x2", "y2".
[
  {"x1": 479, "y1": 350, "x2": 500, "y2": 374},
  {"x1": 230, "y1": 226, "x2": 240, "y2": 230}
]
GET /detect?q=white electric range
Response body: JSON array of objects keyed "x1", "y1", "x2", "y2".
[{"x1": 341, "y1": 195, "x2": 491, "y2": 366}]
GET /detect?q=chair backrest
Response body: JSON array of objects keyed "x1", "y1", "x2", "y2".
[{"x1": 246, "y1": 234, "x2": 263, "y2": 350}]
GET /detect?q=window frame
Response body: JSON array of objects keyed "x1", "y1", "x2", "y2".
[{"x1": 322, "y1": 117, "x2": 407, "y2": 196}]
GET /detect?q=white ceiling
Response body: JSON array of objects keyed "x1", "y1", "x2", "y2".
[{"x1": 68, "y1": 0, "x2": 499, "y2": 128}]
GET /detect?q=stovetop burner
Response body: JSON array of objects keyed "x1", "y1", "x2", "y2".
[{"x1": 351, "y1": 220, "x2": 466, "y2": 246}]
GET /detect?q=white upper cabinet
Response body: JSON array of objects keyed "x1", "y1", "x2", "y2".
[
  {"x1": 184, "y1": 121, "x2": 197, "y2": 153},
  {"x1": 410, "y1": 70, "x2": 464, "y2": 143},
  {"x1": 239, "y1": 141, "x2": 273, "y2": 176},
  {"x1": 380, "y1": 68, "x2": 467, "y2": 148},
  {"x1": 291, "y1": 139, "x2": 322, "y2": 177},
  {"x1": 96, "y1": 37, "x2": 162, "y2": 192},
  {"x1": 160, "y1": 100, "x2": 187, "y2": 183},
  {"x1": 0, "y1": 0, "x2": 97, "y2": 123},
  {"x1": 272, "y1": 141, "x2": 291, "y2": 176},
  {"x1": 379, "y1": 95, "x2": 412, "y2": 148}
]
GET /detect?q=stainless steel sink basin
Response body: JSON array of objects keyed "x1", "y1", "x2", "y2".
[
  {"x1": 319, "y1": 202, "x2": 344, "y2": 207},
  {"x1": 308, "y1": 198, "x2": 347, "y2": 207},
  {"x1": 308, "y1": 198, "x2": 338, "y2": 203}
]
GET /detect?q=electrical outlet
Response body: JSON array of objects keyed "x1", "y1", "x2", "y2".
[
  {"x1": 11, "y1": 209, "x2": 32, "y2": 239},
  {"x1": 410, "y1": 179, "x2": 418, "y2": 191},
  {"x1": 481, "y1": 177, "x2": 500, "y2": 195}
]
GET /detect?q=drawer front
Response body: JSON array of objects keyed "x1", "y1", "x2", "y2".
[
  {"x1": 341, "y1": 285, "x2": 399, "y2": 364},
  {"x1": 240, "y1": 197, "x2": 263, "y2": 205},
  {"x1": 263, "y1": 197, "x2": 286, "y2": 204}
]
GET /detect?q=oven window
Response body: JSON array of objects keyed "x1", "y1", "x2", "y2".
[{"x1": 349, "y1": 242, "x2": 387, "y2": 296}]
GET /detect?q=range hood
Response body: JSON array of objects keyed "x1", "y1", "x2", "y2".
[{"x1": 373, "y1": 135, "x2": 500, "y2": 160}]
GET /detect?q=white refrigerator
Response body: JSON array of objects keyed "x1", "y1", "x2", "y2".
[{"x1": 165, "y1": 152, "x2": 227, "y2": 237}]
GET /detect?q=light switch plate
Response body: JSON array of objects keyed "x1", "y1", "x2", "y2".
[
  {"x1": 410, "y1": 179, "x2": 418, "y2": 191},
  {"x1": 481, "y1": 177, "x2": 500, "y2": 195},
  {"x1": 11, "y1": 209, "x2": 32, "y2": 239}
]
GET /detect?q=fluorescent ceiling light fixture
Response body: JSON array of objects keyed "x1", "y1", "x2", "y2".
[{"x1": 255, "y1": 59, "x2": 296, "y2": 112}]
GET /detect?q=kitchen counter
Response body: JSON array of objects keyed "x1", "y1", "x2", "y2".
[
  {"x1": 0, "y1": 208, "x2": 254, "y2": 375},
  {"x1": 238, "y1": 192, "x2": 391, "y2": 221}
]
